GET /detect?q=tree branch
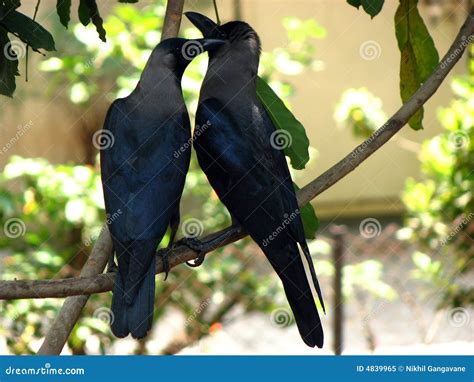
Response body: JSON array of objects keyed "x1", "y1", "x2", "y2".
[
  {"x1": 35, "y1": 0, "x2": 187, "y2": 355},
  {"x1": 37, "y1": 226, "x2": 113, "y2": 355},
  {"x1": 161, "y1": 0, "x2": 185, "y2": 40},
  {"x1": 1, "y1": 8, "x2": 473, "y2": 304}
]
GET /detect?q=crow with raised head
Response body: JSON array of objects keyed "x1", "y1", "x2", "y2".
[
  {"x1": 100, "y1": 37, "x2": 224, "y2": 339},
  {"x1": 184, "y1": 12, "x2": 325, "y2": 348}
]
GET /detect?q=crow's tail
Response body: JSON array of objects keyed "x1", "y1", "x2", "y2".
[
  {"x1": 111, "y1": 261, "x2": 155, "y2": 339},
  {"x1": 265, "y1": 244, "x2": 324, "y2": 348}
]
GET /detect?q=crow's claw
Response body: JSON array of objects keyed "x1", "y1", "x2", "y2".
[
  {"x1": 186, "y1": 252, "x2": 206, "y2": 267},
  {"x1": 181, "y1": 237, "x2": 207, "y2": 268}
]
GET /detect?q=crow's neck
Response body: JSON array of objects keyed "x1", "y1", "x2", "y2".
[
  {"x1": 136, "y1": 64, "x2": 183, "y2": 97},
  {"x1": 202, "y1": 56, "x2": 257, "y2": 101}
]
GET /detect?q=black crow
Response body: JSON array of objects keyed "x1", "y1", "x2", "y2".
[
  {"x1": 184, "y1": 12, "x2": 325, "y2": 348},
  {"x1": 100, "y1": 37, "x2": 224, "y2": 339}
]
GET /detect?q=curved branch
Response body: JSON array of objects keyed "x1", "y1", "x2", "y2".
[{"x1": 1, "y1": 9, "x2": 473, "y2": 303}]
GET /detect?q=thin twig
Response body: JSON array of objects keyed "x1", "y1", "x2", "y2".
[
  {"x1": 25, "y1": 0, "x2": 41, "y2": 82},
  {"x1": 213, "y1": 0, "x2": 221, "y2": 25},
  {"x1": 1, "y1": 9, "x2": 473, "y2": 303}
]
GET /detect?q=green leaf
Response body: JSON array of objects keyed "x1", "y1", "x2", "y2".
[
  {"x1": 78, "y1": 0, "x2": 106, "y2": 42},
  {"x1": 395, "y1": 0, "x2": 439, "y2": 130},
  {"x1": 0, "y1": 10, "x2": 55, "y2": 51},
  {"x1": 0, "y1": 26, "x2": 19, "y2": 97},
  {"x1": 256, "y1": 76, "x2": 310, "y2": 170},
  {"x1": 347, "y1": 0, "x2": 384, "y2": 17},
  {"x1": 293, "y1": 183, "x2": 319, "y2": 239},
  {"x1": 361, "y1": 0, "x2": 385, "y2": 18},
  {"x1": 118, "y1": 0, "x2": 139, "y2": 2},
  {"x1": 347, "y1": 0, "x2": 361, "y2": 8},
  {"x1": 78, "y1": 0, "x2": 90, "y2": 26},
  {"x1": 56, "y1": 0, "x2": 71, "y2": 28}
]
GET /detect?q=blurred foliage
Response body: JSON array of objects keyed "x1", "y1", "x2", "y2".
[
  {"x1": 334, "y1": 87, "x2": 387, "y2": 138},
  {"x1": 401, "y1": 74, "x2": 473, "y2": 308},
  {"x1": 1, "y1": 2, "x2": 328, "y2": 354}
]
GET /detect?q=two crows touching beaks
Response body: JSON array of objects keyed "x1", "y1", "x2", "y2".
[{"x1": 100, "y1": 12, "x2": 325, "y2": 348}]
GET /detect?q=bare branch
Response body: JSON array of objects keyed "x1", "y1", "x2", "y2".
[{"x1": 1, "y1": 8, "x2": 473, "y2": 304}]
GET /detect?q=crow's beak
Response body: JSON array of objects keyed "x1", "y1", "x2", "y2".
[
  {"x1": 185, "y1": 11, "x2": 224, "y2": 38},
  {"x1": 199, "y1": 38, "x2": 226, "y2": 52}
]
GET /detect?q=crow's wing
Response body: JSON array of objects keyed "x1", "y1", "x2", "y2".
[
  {"x1": 195, "y1": 98, "x2": 324, "y2": 307},
  {"x1": 101, "y1": 98, "x2": 191, "y2": 285}
]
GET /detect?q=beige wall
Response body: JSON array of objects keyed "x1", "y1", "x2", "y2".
[{"x1": 0, "y1": 0, "x2": 468, "y2": 218}]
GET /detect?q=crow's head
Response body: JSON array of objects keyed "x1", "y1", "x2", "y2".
[{"x1": 185, "y1": 12, "x2": 261, "y2": 57}]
